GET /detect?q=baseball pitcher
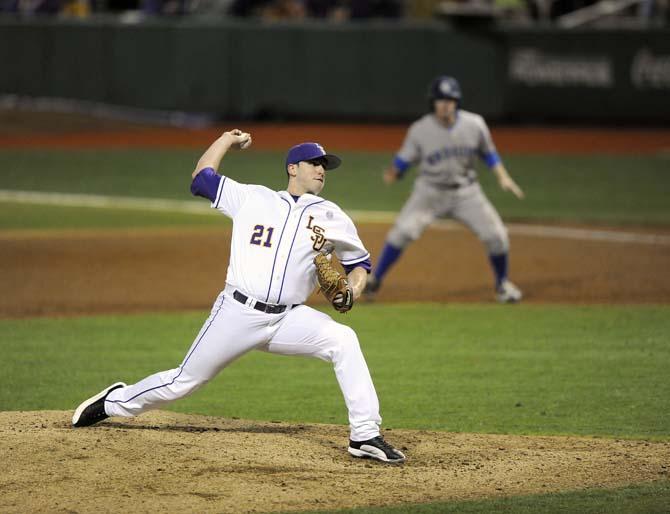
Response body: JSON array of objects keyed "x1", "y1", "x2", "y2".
[
  {"x1": 366, "y1": 75, "x2": 525, "y2": 303},
  {"x1": 72, "y1": 129, "x2": 405, "y2": 464}
]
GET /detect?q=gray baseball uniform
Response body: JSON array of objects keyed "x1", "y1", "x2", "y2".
[
  {"x1": 387, "y1": 110, "x2": 508, "y2": 255},
  {"x1": 368, "y1": 75, "x2": 523, "y2": 304}
]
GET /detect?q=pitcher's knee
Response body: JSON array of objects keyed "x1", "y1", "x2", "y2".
[
  {"x1": 331, "y1": 324, "x2": 362, "y2": 357},
  {"x1": 167, "y1": 369, "x2": 209, "y2": 399}
]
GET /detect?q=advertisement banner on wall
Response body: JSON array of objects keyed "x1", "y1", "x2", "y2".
[
  {"x1": 505, "y1": 31, "x2": 670, "y2": 122},
  {"x1": 632, "y1": 47, "x2": 670, "y2": 90}
]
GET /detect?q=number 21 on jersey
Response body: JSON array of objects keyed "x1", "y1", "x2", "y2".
[{"x1": 250, "y1": 225, "x2": 274, "y2": 248}]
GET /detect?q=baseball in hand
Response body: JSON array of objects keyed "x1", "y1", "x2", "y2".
[
  {"x1": 227, "y1": 129, "x2": 252, "y2": 150},
  {"x1": 239, "y1": 134, "x2": 252, "y2": 150}
]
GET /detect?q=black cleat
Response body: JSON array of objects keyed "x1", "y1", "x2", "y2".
[
  {"x1": 72, "y1": 382, "x2": 126, "y2": 427},
  {"x1": 348, "y1": 436, "x2": 406, "y2": 464}
]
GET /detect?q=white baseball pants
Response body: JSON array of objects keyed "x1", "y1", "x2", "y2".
[{"x1": 104, "y1": 289, "x2": 382, "y2": 441}]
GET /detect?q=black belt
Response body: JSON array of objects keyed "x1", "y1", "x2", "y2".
[
  {"x1": 233, "y1": 290, "x2": 296, "y2": 314},
  {"x1": 436, "y1": 177, "x2": 475, "y2": 190}
]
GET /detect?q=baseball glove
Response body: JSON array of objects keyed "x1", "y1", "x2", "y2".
[{"x1": 314, "y1": 242, "x2": 353, "y2": 314}]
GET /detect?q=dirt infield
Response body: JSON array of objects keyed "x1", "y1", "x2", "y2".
[
  {"x1": 2, "y1": 124, "x2": 669, "y2": 153},
  {"x1": 2, "y1": 114, "x2": 670, "y2": 317},
  {"x1": 2, "y1": 411, "x2": 668, "y2": 514},
  {"x1": 2, "y1": 109, "x2": 670, "y2": 153},
  {"x1": 2, "y1": 223, "x2": 670, "y2": 318}
]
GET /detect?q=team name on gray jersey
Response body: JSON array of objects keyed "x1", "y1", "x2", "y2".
[{"x1": 397, "y1": 110, "x2": 497, "y2": 187}]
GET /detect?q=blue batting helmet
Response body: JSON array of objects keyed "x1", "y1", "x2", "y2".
[{"x1": 428, "y1": 76, "x2": 462, "y2": 103}]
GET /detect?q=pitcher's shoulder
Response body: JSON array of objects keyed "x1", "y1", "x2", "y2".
[
  {"x1": 311, "y1": 198, "x2": 344, "y2": 213},
  {"x1": 311, "y1": 199, "x2": 355, "y2": 223}
]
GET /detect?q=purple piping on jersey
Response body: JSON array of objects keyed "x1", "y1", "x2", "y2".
[
  {"x1": 264, "y1": 197, "x2": 292, "y2": 303},
  {"x1": 214, "y1": 176, "x2": 228, "y2": 209},
  {"x1": 276, "y1": 199, "x2": 325, "y2": 304},
  {"x1": 106, "y1": 293, "x2": 225, "y2": 406}
]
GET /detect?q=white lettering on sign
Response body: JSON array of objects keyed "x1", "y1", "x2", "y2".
[
  {"x1": 632, "y1": 48, "x2": 670, "y2": 90},
  {"x1": 509, "y1": 48, "x2": 613, "y2": 88}
]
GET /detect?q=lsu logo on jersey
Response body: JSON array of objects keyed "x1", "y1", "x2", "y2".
[{"x1": 306, "y1": 215, "x2": 326, "y2": 251}]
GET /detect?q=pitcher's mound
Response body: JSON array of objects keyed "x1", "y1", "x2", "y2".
[{"x1": 2, "y1": 411, "x2": 668, "y2": 513}]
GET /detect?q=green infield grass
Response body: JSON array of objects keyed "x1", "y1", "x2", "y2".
[
  {"x1": 295, "y1": 480, "x2": 670, "y2": 514},
  {"x1": 1, "y1": 149, "x2": 669, "y2": 227},
  {"x1": 2, "y1": 304, "x2": 668, "y2": 439},
  {"x1": 0, "y1": 201, "x2": 224, "y2": 230}
]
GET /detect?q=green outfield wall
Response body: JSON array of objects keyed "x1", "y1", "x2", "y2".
[{"x1": 1, "y1": 18, "x2": 668, "y2": 122}]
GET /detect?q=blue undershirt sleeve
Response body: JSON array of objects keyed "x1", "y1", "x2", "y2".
[
  {"x1": 393, "y1": 156, "x2": 411, "y2": 178},
  {"x1": 190, "y1": 167, "x2": 222, "y2": 202},
  {"x1": 482, "y1": 151, "x2": 502, "y2": 168}
]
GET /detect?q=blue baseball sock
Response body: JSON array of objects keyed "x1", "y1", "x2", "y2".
[
  {"x1": 489, "y1": 252, "x2": 508, "y2": 289},
  {"x1": 374, "y1": 243, "x2": 404, "y2": 283}
]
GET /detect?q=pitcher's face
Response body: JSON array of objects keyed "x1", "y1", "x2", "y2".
[{"x1": 290, "y1": 158, "x2": 326, "y2": 195}]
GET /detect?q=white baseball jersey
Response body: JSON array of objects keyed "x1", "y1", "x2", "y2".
[
  {"x1": 212, "y1": 173, "x2": 370, "y2": 306},
  {"x1": 104, "y1": 165, "x2": 382, "y2": 442}
]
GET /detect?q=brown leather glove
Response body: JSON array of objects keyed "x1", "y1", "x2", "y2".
[{"x1": 313, "y1": 243, "x2": 354, "y2": 314}]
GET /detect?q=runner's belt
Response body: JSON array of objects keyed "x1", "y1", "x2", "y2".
[{"x1": 437, "y1": 176, "x2": 476, "y2": 190}]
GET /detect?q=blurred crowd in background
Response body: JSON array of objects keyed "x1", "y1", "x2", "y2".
[
  {"x1": 5, "y1": 0, "x2": 407, "y2": 18},
  {"x1": 0, "y1": 0, "x2": 667, "y2": 27}
]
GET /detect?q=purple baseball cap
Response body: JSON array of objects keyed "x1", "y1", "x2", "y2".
[{"x1": 285, "y1": 142, "x2": 342, "y2": 171}]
